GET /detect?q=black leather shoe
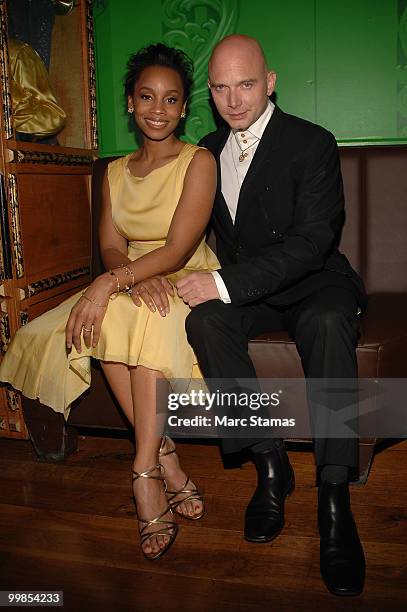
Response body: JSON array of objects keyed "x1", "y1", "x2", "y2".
[
  {"x1": 318, "y1": 480, "x2": 365, "y2": 596},
  {"x1": 244, "y1": 442, "x2": 295, "y2": 543}
]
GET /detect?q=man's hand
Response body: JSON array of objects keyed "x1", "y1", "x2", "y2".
[
  {"x1": 132, "y1": 276, "x2": 174, "y2": 316},
  {"x1": 176, "y1": 272, "x2": 220, "y2": 307}
]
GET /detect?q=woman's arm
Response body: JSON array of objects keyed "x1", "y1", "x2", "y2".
[
  {"x1": 118, "y1": 148, "x2": 216, "y2": 281},
  {"x1": 98, "y1": 170, "x2": 131, "y2": 270},
  {"x1": 101, "y1": 147, "x2": 216, "y2": 281},
  {"x1": 66, "y1": 148, "x2": 216, "y2": 352}
]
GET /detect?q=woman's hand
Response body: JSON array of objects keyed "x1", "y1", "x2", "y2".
[
  {"x1": 65, "y1": 273, "x2": 114, "y2": 353},
  {"x1": 131, "y1": 276, "x2": 174, "y2": 316}
]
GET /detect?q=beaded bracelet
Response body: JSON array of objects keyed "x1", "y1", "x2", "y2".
[
  {"x1": 119, "y1": 263, "x2": 135, "y2": 289},
  {"x1": 108, "y1": 269, "x2": 121, "y2": 300}
]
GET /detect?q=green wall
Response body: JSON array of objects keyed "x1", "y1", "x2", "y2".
[{"x1": 93, "y1": 0, "x2": 407, "y2": 156}]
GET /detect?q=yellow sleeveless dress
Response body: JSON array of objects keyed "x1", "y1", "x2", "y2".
[{"x1": 0, "y1": 143, "x2": 220, "y2": 420}]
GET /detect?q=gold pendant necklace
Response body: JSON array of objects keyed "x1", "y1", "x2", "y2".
[{"x1": 238, "y1": 140, "x2": 257, "y2": 162}]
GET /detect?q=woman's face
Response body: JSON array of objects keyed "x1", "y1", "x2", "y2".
[{"x1": 129, "y1": 65, "x2": 186, "y2": 141}]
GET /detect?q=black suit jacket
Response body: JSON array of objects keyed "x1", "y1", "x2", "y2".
[{"x1": 199, "y1": 105, "x2": 367, "y2": 310}]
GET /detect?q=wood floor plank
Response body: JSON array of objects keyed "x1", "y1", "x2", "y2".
[
  {"x1": 0, "y1": 554, "x2": 354, "y2": 612},
  {"x1": 0, "y1": 435, "x2": 406, "y2": 611}
]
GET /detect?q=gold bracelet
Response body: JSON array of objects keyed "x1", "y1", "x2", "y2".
[
  {"x1": 119, "y1": 263, "x2": 135, "y2": 288},
  {"x1": 81, "y1": 293, "x2": 108, "y2": 308},
  {"x1": 108, "y1": 269, "x2": 121, "y2": 300}
]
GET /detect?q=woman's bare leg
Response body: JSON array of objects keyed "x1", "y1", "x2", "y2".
[
  {"x1": 130, "y1": 367, "x2": 203, "y2": 519},
  {"x1": 101, "y1": 362, "x2": 169, "y2": 556},
  {"x1": 100, "y1": 362, "x2": 134, "y2": 427},
  {"x1": 101, "y1": 362, "x2": 202, "y2": 554},
  {"x1": 129, "y1": 365, "x2": 173, "y2": 556}
]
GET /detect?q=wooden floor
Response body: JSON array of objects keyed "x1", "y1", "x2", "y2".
[{"x1": 0, "y1": 434, "x2": 406, "y2": 612}]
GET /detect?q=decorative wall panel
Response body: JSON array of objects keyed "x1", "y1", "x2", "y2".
[
  {"x1": 94, "y1": 0, "x2": 407, "y2": 154},
  {"x1": 162, "y1": 0, "x2": 238, "y2": 143}
]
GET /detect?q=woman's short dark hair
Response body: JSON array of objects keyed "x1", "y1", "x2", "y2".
[{"x1": 124, "y1": 43, "x2": 194, "y2": 101}]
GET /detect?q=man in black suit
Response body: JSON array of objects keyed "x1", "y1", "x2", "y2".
[{"x1": 176, "y1": 34, "x2": 366, "y2": 596}]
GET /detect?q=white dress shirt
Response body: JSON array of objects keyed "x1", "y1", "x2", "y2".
[{"x1": 212, "y1": 100, "x2": 275, "y2": 303}]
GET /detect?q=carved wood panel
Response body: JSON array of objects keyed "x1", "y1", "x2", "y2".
[{"x1": 0, "y1": 0, "x2": 97, "y2": 439}]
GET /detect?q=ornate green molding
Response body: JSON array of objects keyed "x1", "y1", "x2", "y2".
[{"x1": 162, "y1": 0, "x2": 239, "y2": 143}]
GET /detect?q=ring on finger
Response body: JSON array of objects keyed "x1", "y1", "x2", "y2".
[{"x1": 82, "y1": 325, "x2": 93, "y2": 333}]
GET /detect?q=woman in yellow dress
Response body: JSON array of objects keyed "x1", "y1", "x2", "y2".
[{"x1": 0, "y1": 43, "x2": 220, "y2": 560}]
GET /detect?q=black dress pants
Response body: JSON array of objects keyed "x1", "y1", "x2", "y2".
[{"x1": 185, "y1": 285, "x2": 361, "y2": 467}]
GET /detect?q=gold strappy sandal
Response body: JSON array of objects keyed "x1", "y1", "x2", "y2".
[
  {"x1": 159, "y1": 437, "x2": 205, "y2": 520},
  {"x1": 132, "y1": 462, "x2": 178, "y2": 560}
]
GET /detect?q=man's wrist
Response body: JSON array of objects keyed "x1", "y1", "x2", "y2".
[{"x1": 211, "y1": 270, "x2": 231, "y2": 303}]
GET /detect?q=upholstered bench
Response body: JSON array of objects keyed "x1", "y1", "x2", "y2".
[{"x1": 23, "y1": 146, "x2": 407, "y2": 483}]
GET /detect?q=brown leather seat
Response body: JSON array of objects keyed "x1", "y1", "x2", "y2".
[
  {"x1": 26, "y1": 146, "x2": 407, "y2": 481},
  {"x1": 249, "y1": 293, "x2": 407, "y2": 378}
]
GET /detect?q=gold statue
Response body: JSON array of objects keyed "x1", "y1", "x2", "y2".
[{"x1": 9, "y1": 38, "x2": 66, "y2": 139}]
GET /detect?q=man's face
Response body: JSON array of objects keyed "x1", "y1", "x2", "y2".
[{"x1": 208, "y1": 47, "x2": 275, "y2": 131}]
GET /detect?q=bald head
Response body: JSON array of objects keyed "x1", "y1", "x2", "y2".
[
  {"x1": 207, "y1": 34, "x2": 276, "y2": 131},
  {"x1": 209, "y1": 35, "x2": 268, "y2": 76}
]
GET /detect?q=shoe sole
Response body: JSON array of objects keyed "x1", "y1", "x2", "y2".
[
  {"x1": 324, "y1": 584, "x2": 364, "y2": 597},
  {"x1": 244, "y1": 529, "x2": 283, "y2": 544}
]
